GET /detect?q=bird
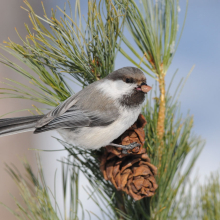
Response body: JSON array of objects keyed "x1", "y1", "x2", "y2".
[{"x1": 0, "y1": 67, "x2": 152, "y2": 153}]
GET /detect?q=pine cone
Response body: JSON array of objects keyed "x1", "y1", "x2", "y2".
[
  {"x1": 100, "y1": 151, "x2": 158, "y2": 201},
  {"x1": 106, "y1": 114, "x2": 147, "y2": 158}
]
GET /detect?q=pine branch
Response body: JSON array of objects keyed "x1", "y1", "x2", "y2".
[
  {"x1": 0, "y1": 0, "x2": 125, "y2": 110},
  {"x1": 1, "y1": 157, "x2": 60, "y2": 220},
  {"x1": 195, "y1": 172, "x2": 220, "y2": 220}
]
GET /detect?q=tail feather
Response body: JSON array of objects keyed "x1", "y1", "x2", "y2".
[{"x1": 0, "y1": 115, "x2": 44, "y2": 137}]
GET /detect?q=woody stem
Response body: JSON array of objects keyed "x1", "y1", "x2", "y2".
[
  {"x1": 157, "y1": 73, "x2": 166, "y2": 166},
  {"x1": 157, "y1": 75, "x2": 166, "y2": 139}
]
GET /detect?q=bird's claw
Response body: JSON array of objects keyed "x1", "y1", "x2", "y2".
[
  {"x1": 121, "y1": 142, "x2": 141, "y2": 154},
  {"x1": 108, "y1": 142, "x2": 141, "y2": 154}
]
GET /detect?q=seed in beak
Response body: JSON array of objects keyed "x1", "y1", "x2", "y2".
[{"x1": 141, "y1": 85, "x2": 152, "y2": 93}]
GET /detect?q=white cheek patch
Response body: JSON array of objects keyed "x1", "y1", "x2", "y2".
[{"x1": 97, "y1": 79, "x2": 135, "y2": 99}]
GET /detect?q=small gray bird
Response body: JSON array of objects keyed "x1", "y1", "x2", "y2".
[{"x1": 0, "y1": 67, "x2": 152, "y2": 153}]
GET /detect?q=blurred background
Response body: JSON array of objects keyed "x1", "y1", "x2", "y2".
[{"x1": 0, "y1": 0, "x2": 219, "y2": 219}]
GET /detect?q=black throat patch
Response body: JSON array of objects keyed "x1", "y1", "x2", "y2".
[{"x1": 119, "y1": 90, "x2": 145, "y2": 107}]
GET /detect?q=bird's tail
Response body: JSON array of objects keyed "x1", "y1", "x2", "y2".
[{"x1": 0, "y1": 115, "x2": 44, "y2": 137}]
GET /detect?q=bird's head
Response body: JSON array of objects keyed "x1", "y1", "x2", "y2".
[{"x1": 97, "y1": 67, "x2": 152, "y2": 107}]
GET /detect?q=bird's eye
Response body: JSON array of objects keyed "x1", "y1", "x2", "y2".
[{"x1": 126, "y1": 78, "x2": 133, "y2": 83}]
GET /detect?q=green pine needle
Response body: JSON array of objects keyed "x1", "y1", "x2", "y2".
[{"x1": 115, "y1": 0, "x2": 187, "y2": 77}]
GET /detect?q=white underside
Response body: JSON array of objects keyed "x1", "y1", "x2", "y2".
[{"x1": 58, "y1": 105, "x2": 142, "y2": 150}]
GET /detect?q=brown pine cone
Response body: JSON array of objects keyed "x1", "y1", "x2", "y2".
[
  {"x1": 100, "y1": 151, "x2": 158, "y2": 201},
  {"x1": 106, "y1": 114, "x2": 147, "y2": 158}
]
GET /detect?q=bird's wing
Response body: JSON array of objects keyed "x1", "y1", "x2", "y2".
[
  {"x1": 34, "y1": 81, "x2": 119, "y2": 133},
  {"x1": 34, "y1": 107, "x2": 90, "y2": 133},
  {"x1": 35, "y1": 94, "x2": 79, "y2": 128}
]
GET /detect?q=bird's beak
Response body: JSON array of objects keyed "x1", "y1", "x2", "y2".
[{"x1": 140, "y1": 83, "x2": 152, "y2": 93}]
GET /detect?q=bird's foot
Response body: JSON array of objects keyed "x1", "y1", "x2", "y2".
[{"x1": 108, "y1": 142, "x2": 141, "y2": 154}]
